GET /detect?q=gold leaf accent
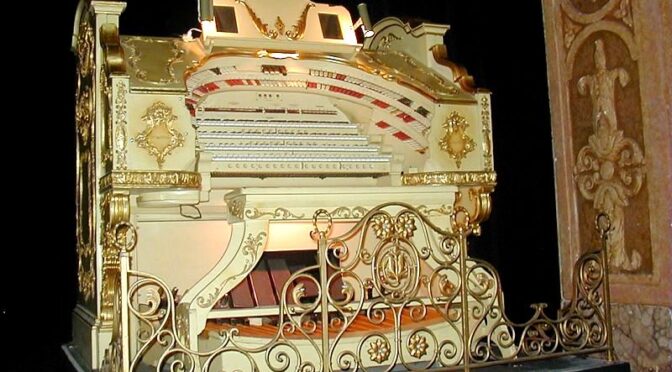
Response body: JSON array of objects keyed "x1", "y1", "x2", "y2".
[
  {"x1": 439, "y1": 111, "x2": 475, "y2": 168},
  {"x1": 100, "y1": 171, "x2": 201, "y2": 190},
  {"x1": 401, "y1": 171, "x2": 497, "y2": 186},
  {"x1": 135, "y1": 102, "x2": 185, "y2": 169}
]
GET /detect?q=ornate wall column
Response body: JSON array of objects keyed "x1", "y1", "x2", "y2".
[{"x1": 542, "y1": 0, "x2": 672, "y2": 370}]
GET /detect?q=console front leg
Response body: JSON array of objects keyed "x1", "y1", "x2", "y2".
[{"x1": 177, "y1": 220, "x2": 268, "y2": 350}]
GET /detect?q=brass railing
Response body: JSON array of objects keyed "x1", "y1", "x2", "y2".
[{"x1": 101, "y1": 203, "x2": 614, "y2": 371}]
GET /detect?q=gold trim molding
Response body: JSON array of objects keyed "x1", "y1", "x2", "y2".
[
  {"x1": 100, "y1": 171, "x2": 202, "y2": 190},
  {"x1": 401, "y1": 171, "x2": 497, "y2": 186}
]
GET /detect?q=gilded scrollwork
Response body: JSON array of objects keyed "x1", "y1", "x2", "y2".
[
  {"x1": 245, "y1": 207, "x2": 305, "y2": 220},
  {"x1": 114, "y1": 80, "x2": 128, "y2": 170},
  {"x1": 105, "y1": 203, "x2": 614, "y2": 370},
  {"x1": 135, "y1": 101, "x2": 185, "y2": 169},
  {"x1": 236, "y1": 0, "x2": 313, "y2": 40},
  {"x1": 329, "y1": 206, "x2": 368, "y2": 219},
  {"x1": 417, "y1": 204, "x2": 453, "y2": 217},
  {"x1": 439, "y1": 111, "x2": 475, "y2": 169},
  {"x1": 574, "y1": 39, "x2": 645, "y2": 272}
]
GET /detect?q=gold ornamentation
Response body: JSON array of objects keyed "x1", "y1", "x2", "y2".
[
  {"x1": 100, "y1": 171, "x2": 201, "y2": 190},
  {"x1": 77, "y1": 241, "x2": 96, "y2": 301},
  {"x1": 285, "y1": 3, "x2": 314, "y2": 40},
  {"x1": 480, "y1": 95, "x2": 494, "y2": 171},
  {"x1": 439, "y1": 111, "x2": 475, "y2": 168},
  {"x1": 274, "y1": 17, "x2": 285, "y2": 36},
  {"x1": 100, "y1": 192, "x2": 132, "y2": 322},
  {"x1": 408, "y1": 333, "x2": 429, "y2": 358},
  {"x1": 100, "y1": 23, "x2": 126, "y2": 74},
  {"x1": 371, "y1": 213, "x2": 417, "y2": 240},
  {"x1": 377, "y1": 244, "x2": 416, "y2": 291},
  {"x1": 75, "y1": 86, "x2": 93, "y2": 143},
  {"x1": 329, "y1": 206, "x2": 368, "y2": 219},
  {"x1": 135, "y1": 102, "x2": 185, "y2": 169},
  {"x1": 236, "y1": 0, "x2": 313, "y2": 40},
  {"x1": 401, "y1": 171, "x2": 497, "y2": 186},
  {"x1": 379, "y1": 33, "x2": 401, "y2": 49},
  {"x1": 371, "y1": 215, "x2": 394, "y2": 239},
  {"x1": 75, "y1": 10, "x2": 96, "y2": 303},
  {"x1": 359, "y1": 50, "x2": 464, "y2": 101},
  {"x1": 368, "y1": 339, "x2": 391, "y2": 364},
  {"x1": 430, "y1": 44, "x2": 476, "y2": 93},
  {"x1": 107, "y1": 203, "x2": 615, "y2": 370},
  {"x1": 101, "y1": 66, "x2": 114, "y2": 166},
  {"x1": 417, "y1": 204, "x2": 453, "y2": 217},
  {"x1": 228, "y1": 199, "x2": 244, "y2": 219},
  {"x1": 245, "y1": 207, "x2": 305, "y2": 220},
  {"x1": 575, "y1": 39, "x2": 645, "y2": 272},
  {"x1": 77, "y1": 19, "x2": 94, "y2": 78},
  {"x1": 114, "y1": 80, "x2": 128, "y2": 170},
  {"x1": 123, "y1": 37, "x2": 185, "y2": 84}
]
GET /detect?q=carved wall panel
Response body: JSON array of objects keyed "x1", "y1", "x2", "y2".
[
  {"x1": 543, "y1": 0, "x2": 672, "y2": 369},
  {"x1": 569, "y1": 31, "x2": 650, "y2": 275}
]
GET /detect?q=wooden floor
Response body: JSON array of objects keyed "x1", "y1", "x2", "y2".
[{"x1": 204, "y1": 307, "x2": 447, "y2": 340}]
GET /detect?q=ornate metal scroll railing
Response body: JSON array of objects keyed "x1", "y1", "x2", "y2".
[{"x1": 100, "y1": 203, "x2": 614, "y2": 371}]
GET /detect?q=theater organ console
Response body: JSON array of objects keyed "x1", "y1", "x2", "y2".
[{"x1": 69, "y1": 1, "x2": 615, "y2": 371}]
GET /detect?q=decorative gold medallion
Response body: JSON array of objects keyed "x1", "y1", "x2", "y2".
[
  {"x1": 368, "y1": 338, "x2": 391, "y2": 363},
  {"x1": 408, "y1": 333, "x2": 429, "y2": 358},
  {"x1": 439, "y1": 111, "x2": 475, "y2": 168},
  {"x1": 135, "y1": 102, "x2": 185, "y2": 169}
]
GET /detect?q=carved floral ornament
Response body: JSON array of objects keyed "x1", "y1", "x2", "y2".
[
  {"x1": 561, "y1": 0, "x2": 634, "y2": 51},
  {"x1": 135, "y1": 102, "x2": 185, "y2": 169},
  {"x1": 439, "y1": 111, "x2": 475, "y2": 168},
  {"x1": 574, "y1": 38, "x2": 645, "y2": 272}
]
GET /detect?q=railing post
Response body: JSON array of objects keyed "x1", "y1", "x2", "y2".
[
  {"x1": 596, "y1": 213, "x2": 614, "y2": 362},
  {"x1": 313, "y1": 209, "x2": 332, "y2": 372},
  {"x1": 452, "y1": 207, "x2": 472, "y2": 371},
  {"x1": 120, "y1": 251, "x2": 131, "y2": 372}
]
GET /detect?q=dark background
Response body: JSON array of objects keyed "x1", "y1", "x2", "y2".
[{"x1": 4, "y1": 1, "x2": 559, "y2": 370}]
